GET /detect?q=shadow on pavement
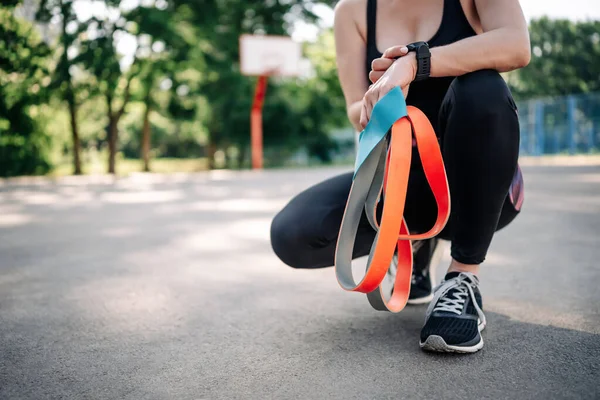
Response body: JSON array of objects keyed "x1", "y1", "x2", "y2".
[{"x1": 1, "y1": 166, "x2": 599, "y2": 399}]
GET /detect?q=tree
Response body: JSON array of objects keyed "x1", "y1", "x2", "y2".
[
  {"x1": 125, "y1": 1, "x2": 207, "y2": 171},
  {"x1": 508, "y1": 18, "x2": 600, "y2": 99},
  {"x1": 294, "y1": 29, "x2": 348, "y2": 162},
  {"x1": 196, "y1": 0, "x2": 339, "y2": 167},
  {"x1": 75, "y1": 0, "x2": 140, "y2": 174},
  {"x1": 251, "y1": 29, "x2": 348, "y2": 166},
  {"x1": 36, "y1": 0, "x2": 85, "y2": 174},
  {"x1": 0, "y1": 3, "x2": 52, "y2": 177}
]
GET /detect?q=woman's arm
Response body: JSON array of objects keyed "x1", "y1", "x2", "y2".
[
  {"x1": 432, "y1": 0, "x2": 531, "y2": 76},
  {"x1": 346, "y1": 101, "x2": 364, "y2": 132},
  {"x1": 333, "y1": 0, "x2": 371, "y2": 132},
  {"x1": 362, "y1": 0, "x2": 529, "y2": 127},
  {"x1": 378, "y1": 0, "x2": 530, "y2": 80}
]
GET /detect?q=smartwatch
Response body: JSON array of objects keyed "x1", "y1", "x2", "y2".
[{"x1": 406, "y1": 41, "x2": 431, "y2": 81}]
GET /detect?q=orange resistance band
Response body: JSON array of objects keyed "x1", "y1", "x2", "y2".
[{"x1": 334, "y1": 106, "x2": 450, "y2": 313}]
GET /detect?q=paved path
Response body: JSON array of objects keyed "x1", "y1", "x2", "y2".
[{"x1": 1, "y1": 166, "x2": 599, "y2": 399}]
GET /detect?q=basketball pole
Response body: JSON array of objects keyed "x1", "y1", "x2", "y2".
[
  {"x1": 251, "y1": 75, "x2": 268, "y2": 170},
  {"x1": 240, "y1": 34, "x2": 299, "y2": 170}
]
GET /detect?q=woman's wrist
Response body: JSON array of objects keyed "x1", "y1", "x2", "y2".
[
  {"x1": 398, "y1": 52, "x2": 418, "y2": 82},
  {"x1": 383, "y1": 47, "x2": 418, "y2": 82}
]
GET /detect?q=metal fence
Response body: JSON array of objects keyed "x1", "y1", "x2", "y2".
[{"x1": 517, "y1": 92, "x2": 600, "y2": 155}]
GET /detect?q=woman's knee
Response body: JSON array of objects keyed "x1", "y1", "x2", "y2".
[
  {"x1": 270, "y1": 208, "x2": 322, "y2": 269},
  {"x1": 271, "y1": 173, "x2": 353, "y2": 269},
  {"x1": 449, "y1": 69, "x2": 517, "y2": 118},
  {"x1": 441, "y1": 70, "x2": 520, "y2": 155},
  {"x1": 270, "y1": 211, "x2": 302, "y2": 268}
]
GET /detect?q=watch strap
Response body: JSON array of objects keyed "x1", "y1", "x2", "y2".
[{"x1": 406, "y1": 41, "x2": 431, "y2": 81}]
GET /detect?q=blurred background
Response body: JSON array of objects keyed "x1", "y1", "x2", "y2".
[
  {"x1": 1, "y1": 2, "x2": 600, "y2": 398},
  {"x1": 1, "y1": 0, "x2": 599, "y2": 178}
]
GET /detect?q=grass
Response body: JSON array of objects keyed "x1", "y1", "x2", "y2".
[
  {"x1": 39, "y1": 152, "x2": 600, "y2": 178},
  {"x1": 51, "y1": 157, "x2": 210, "y2": 177}
]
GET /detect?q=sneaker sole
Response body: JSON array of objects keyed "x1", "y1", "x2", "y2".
[
  {"x1": 419, "y1": 335, "x2": 484, "y2": 353},
  {"x1": 419, "y1": 319, "x2": 486, "y2": 354}
]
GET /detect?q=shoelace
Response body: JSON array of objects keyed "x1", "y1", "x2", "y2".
[
  {"x1": 426, "y1": 272, "x2": 486, "y2": 326},
  {"x1": 433, "y1": 286, "x2": 469, "y2": 314}
]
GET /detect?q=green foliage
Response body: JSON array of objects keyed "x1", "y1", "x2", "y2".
[
  {"x1": 0, "y1": 7, "x2": 52, "y2": 176},
  {"x1": 2, "y1": 0, "x2": 22, "y2": 8},
  {"x1": 260, "y1": 30, "x2": 348, "y2": 164},
  {"x1": 125, "y1": 1, "x2": 211, "y2": 164},
  {"x1": 36, "y1": 0, "x2": 79, "y2": 90},
  {"x1": 509, "y1": 18, "x2": 600, "y2": 99},
  {"x1": 76, "y1": 12, "x2": 133, "y2": 108},
  {"x1": 198, "y1": 1, "x2": 341, "y2": 166},
  {"x1": 119, "y1": 100, "x2": 206, "y2": 158},
  {"x1": 4, "y1": 2, "x2": 600, "y2": 176}
]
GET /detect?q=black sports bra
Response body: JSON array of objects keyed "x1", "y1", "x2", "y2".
[{"x1": 366, "y1": 0, "x2": 476, "y2": 129}]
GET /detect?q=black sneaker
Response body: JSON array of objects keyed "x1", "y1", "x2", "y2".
[
  {"x1": 407, "y1": 239, "x2": 442, "y2": 305},
  {"x1": 419, "y1": 272, "x2": 486, "y2": 353},
  {"x1": 384, "y1": 239, "x2": 442, "y2": 304}
]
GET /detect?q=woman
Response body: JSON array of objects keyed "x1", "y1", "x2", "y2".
[{"x1": 270, "y1": 0, "x2": 529, "y2": 353}]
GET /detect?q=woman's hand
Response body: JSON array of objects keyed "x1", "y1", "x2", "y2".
[
  {"x1": 360, "y1": 50, "x2": 417, "y2": 129},
  {"x1": 368, "y1": 45, "x2": 409, "y2": 84}
]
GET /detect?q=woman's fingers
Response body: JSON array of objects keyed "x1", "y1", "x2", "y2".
[
  {"x1": 359, "y1": 100, "x2": 368, "y2": 129},
  {"x1": 360, "y1": 82, "x2": 388, "y2": 128},
  {"x1": 360, "y1": 87, "x2": 376, "y2": 128},
  {"x1": 370, "y1": 57, "x2": 394, "y2": 83},
  {"x1": 383, "y1": 45, "x2": 409, "y2": 59},
  {"x1": 369, "y1": 70, "x2": 385, "y2": 83},
  {"x1": 371, "y1": 57, "x2": 394, "y2": 71},
  {"x1": 364, "y1": 46, "x2": 410, "y2": 121},
  {"x1": 364, "y1": 94, "x2": 374, "y2": 127}
]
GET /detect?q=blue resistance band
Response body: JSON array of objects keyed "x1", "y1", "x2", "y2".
[{"x1": 354, "y1": 87, "x2": 407, "y2": 177}]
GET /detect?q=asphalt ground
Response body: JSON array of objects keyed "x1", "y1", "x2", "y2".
[{"x1": 1, "y1": 165, "x2": 599, "y2": 399}]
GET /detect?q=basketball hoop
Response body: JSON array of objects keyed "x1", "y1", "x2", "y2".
[
  {"x1": 261, "y1": 54, "x2": 283, "y2": 76},
  {"x1": 240, "y1": 34, "x2": 301, "y2": 170},
  {"x1": 263, "y1": 65, "x2": 283, "y2": 77},
  {"x1": 239, "y1": 34, "x2": 301, "y2": 77}
]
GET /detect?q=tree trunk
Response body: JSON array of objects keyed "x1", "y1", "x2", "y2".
[
  {"x1": 141, "y1": 99, "x2": 151, "y2": 172},
  {"x1": 67, "y1": 95, "x2": 82, "y2": 175},
  {"x1": 60, "y1": 2, "x2": 81, "y2": 175},
  {"x1": 105, "y1": 72, "x2": 134, "y2": 175},
  {"x1": 108, "y1": 115, "x2": 118, "y2": 174},
  {"x1": 237, "y1": 144, "x2": 247, "y2": 169},
  {"x1": 207, "y1": 142, "x2": 217, "y2": 169}
]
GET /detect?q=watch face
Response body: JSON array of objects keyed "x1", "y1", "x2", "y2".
[
  {"x1": 407, "y1": 41, "x2": 430, "y2": 54},
  {"x1": 408, "y1": 41, "x2": 428, "y2": 50}
]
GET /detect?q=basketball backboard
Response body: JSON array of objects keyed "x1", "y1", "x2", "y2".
[{"x1": 239, "y1": 34, "x2": 301, "y2": 77}]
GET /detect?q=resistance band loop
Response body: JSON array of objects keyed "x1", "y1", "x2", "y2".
[{"x1": 334, "y1": 87, "x2": 451, "y2": 313}]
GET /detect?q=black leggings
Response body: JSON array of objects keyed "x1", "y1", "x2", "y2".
[{"x1": 270, "y1": 70, "x2": 521, "y2": 267}]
